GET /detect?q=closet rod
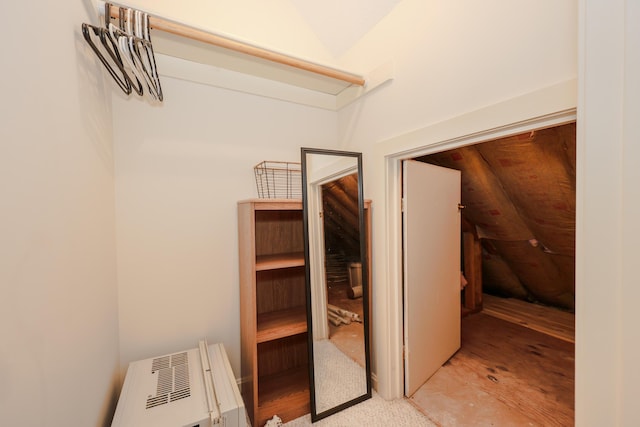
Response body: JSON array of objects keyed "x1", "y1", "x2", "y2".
[{"x1": 105, "y1": 4, "x2": 366, "y2": 87}]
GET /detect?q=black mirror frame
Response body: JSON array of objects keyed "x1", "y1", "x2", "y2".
[{"x1": 301, "y1": 147, "x2": 372, "y2": 422}]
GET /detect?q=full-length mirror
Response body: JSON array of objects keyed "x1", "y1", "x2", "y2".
[{"x1": 301, "y1": 148, "x2": 371, "y2": 422}]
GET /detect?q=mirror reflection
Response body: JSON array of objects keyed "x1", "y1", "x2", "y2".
[{"x1": 301, "y1": 148, "x2": 371, "y2": 422}]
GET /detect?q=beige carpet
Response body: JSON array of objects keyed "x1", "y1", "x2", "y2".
[
  {"x1": 283, "y1": 391, "x2": 434, "y2": 427},
  {"x1": 311, "y1": 339, "x2": 368, "y2": 413},
  {"x1": 283, "y1": 340, "x2": 433, "y2": 426}
]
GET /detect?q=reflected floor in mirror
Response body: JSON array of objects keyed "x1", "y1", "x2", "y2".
[
  {"x1": 327, "y1": 282, "x2": 365, "y2": 367},
  {"x1": 313, "y1": 340, "x2": 367, "y2": 413}
]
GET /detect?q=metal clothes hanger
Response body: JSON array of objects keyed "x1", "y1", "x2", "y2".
[
  {"x1": 113, "y1": 7, "x2": 162, "y2": 102},
  {"x1": 137, "y1": 11, "x2": 163, "y2": 101},
  {"x1": 107, "y1": 5, "x2": 144, "y2": 96},
  {"x1": 81, "y1": 22, "x2": 131, "y2": 95},
  {"x1": 115, "y1": 8, "x2": 151, "y2": 99},
  {"x1": 82, "y1": 2, "x2": 162, "y2": 102}
]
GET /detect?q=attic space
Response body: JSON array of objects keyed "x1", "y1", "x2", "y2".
[
  {"x1": 322, "y1": 173, "x2": 360, "y2": 285},
  {"x1": 416, "y1": 122, "x2": 576, "y2": 312}
]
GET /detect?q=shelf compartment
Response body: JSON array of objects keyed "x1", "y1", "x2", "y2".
[
  {"x1": 257, "y1": 333, "x2": 308, "y2": 377},
  {"x1": 257, "y1": 306, "x2": 307, "y2": 343},
  {"x1": 257, "y1": 365, "x2": 310, "y2": 427},
  {"x1": 256, "y1": 252, "x2": 305, "y2": 271},
  {"x1": 255, "y1": 210, "x2": 304, "y2": 258},
  {"x1": 256, "y1": 267, "x2": 306, "y2": 314}
]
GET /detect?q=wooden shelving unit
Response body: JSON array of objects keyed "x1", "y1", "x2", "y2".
[
  {"x1": 238, "y1": 199, "x2": 309, "y2": 427},
  {"x1": 257, "y1": 306, "x2": 307, "y2": 343},
  {"x1": 256, "y1": 253, "x2": 305, "y2": 271}
]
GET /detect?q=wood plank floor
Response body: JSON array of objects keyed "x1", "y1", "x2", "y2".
[
  {"x1": 327, "y1": 282, "x2": 366, "y2": 367},
  {"x1": 409, "y1": 299, "x2": 575, "y2": 426},
  {"x1": 482, "y1": 294, "x2": 575, "y2": 343}
]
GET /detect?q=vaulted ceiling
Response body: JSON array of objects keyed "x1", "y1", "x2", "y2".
[{"x1": 290, "y1": 0, "x2": 404, "y2": 57}]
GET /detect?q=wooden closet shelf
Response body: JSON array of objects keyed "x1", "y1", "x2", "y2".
[
  {"x1": 257, "y1": 307, "x2": 308, "y2": 343},
  {"x1": 257, "y1": 366, "x2": 310, "y2": 427},
  {"x1": 256, "y1": 253, "x2": 305, "y2": 271},
  {"x1": 238, "y1": 199, "x2": 309, "y2": 426}
]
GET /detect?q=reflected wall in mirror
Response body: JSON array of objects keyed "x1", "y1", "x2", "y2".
[{"x1": 301, "y1": 148, "x2": 371, "y2": 422}]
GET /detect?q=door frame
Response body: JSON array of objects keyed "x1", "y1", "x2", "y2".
[{"x1": 371, "y1": 81, "x2": 578, "y2": 398}]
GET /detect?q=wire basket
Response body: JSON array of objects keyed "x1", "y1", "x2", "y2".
[{"x1": 254, "y1": 161, "x2": 302, "y2": 199}]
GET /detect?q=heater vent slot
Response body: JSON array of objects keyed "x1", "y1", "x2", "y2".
[
  {"x1": 146, "y1": 394, "x2": 168, "y2": 409},
  {"x1": 146, "y1": 352, "x2": 190, "y2": 409}
]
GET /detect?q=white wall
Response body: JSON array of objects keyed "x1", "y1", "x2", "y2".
[
  {"x1": 337, "y1": 0, "x2": 577, "y2": 149},
  {"x1": 333, "y1": 0, "x2": 577, "y2": 399},
  {"x1": 113, "y1": 78, "x2": 336, "y2": 375},
  {"x1": 110, "y1": 0, "x2": 341, "y2": 377},
  {"x1": 0, "y1": 1, "x2": 120, "y2": 426},
  {"x1": 6, "y1": 0, "x2": 632, "y2": 424},
  {"x1": 334, "y1": 0, "x2": 640, "y2": 424},
  {"x1": 620, "y1": 2, "x2": 640, "y2": 423},
  {"x1": 113, "y1": 0, "x2": 586, "y2": 417},
  {"x1": 577, "y1": 0, "x2": 640, "y2": 425}
]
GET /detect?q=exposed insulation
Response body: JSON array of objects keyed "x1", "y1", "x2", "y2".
[
  {"x1": 481, "y1": 247, "x2": 530, "y2": 299},
  {"x1": 488, "y1": 240, "x2": 574, "y2": 309},
  {"x1": 474, "y1": 126, "x2": 576, "y2": 256},
  {"x1": 322, "y1": 173, "x2": 361, "y2": 284},
  {"x1": 423, "y1": 145, "x2": 534, "y2": 241},
  {"x1": 416, "y1": 123, "x2": 576, "y2": 310}
]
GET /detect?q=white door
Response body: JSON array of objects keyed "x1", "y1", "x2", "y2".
[{"x1": 403, "y1": 160, "x2": 461, "y2": 397}]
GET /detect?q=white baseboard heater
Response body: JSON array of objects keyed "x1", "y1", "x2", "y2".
[{"x1": 111, "y1": 340, "x2": 247, "y2": 427}]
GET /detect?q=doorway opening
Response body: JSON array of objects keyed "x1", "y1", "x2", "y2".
[
  {"x1": 322, "y1": 173, "x2": 367, "y2": 368},
  {"x1": 403, "y1": 122, "x2": 576, "y2": 425}
]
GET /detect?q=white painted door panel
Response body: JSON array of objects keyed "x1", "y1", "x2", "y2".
[{"x1": 403, "y1": 160, "x2": 461, "y2": 397}]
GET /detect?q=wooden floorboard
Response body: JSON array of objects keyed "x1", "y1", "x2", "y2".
[
  {"x1": 482, "y1": 294, "x2": 575, "y2": 343},
  {"x1": 410, "y1": 311, "x2": 574, "y2": 426}
]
